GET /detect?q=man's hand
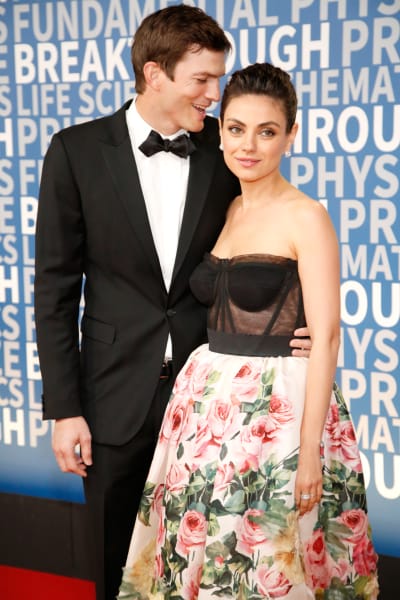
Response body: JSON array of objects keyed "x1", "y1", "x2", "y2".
[
  {"x1": 290, "y1": 327, "x2": 311, "y2": 358},
  {"x1": 52, "y1": 416, "x2": 92, "y2": 477}
]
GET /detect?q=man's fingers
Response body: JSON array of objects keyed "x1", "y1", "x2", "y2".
[
  {"x1": 80, "y1": 438, "x2": 93, "y2": 467},
  {"x1": 52, "y1": 417, "x2": 92, "y2": 476},
  {"x1": 293, "y1": 327, "x2": 310, "y2": 338}
]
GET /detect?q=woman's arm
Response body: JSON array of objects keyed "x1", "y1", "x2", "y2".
[{"x1": 292, "y1": 197, "x2": 341, "y2": 514}]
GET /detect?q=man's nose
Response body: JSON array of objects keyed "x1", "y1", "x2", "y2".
[{"x1": 205, "y1": 79, "x2": 220, "y2": 102}]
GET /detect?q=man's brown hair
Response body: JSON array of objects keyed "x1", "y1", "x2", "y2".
[{"x1": 131, "y1": 4, "x2": 231, "y2": 94}]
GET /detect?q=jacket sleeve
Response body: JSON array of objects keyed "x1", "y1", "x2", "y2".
[{"x1": 34, "y1": 132, "x2": 84, "y2": 420}]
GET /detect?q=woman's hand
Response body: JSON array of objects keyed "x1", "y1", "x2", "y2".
[{"x1": 295, "y1": 442, "x2": 323, "y2": 515}]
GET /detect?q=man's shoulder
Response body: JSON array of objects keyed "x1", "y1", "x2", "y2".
[
  {"x1": 203, "y1": 114, "x2": 219, "y2": 135},
  {"x1": 55, "y1": 100, "x2": 131, "y2": 144}
]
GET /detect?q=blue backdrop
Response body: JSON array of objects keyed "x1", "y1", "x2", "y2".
[{"x1": 0, "y1": 0, "x2": 399, "y2": 557}]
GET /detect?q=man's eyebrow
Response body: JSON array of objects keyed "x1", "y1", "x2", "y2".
[{"x1": 192, "y1": 70, "x2": 223, "y2": 77}]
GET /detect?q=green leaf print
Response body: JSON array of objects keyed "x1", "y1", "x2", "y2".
[
  {"x1": 346, "y1": 474, "x2": 366, "y2": 495},
  {"x1": 188, "y1": 500, "x2": 208, "y2": 514},
  {"x1": 250, "y1": 502, "x2": 289, "y2": 537},
  {"x1": 224, "y1": 490, "x2": 246, "y2": 514},
  {"x1": 207, "y1": 370, "x2": 222, "y2": 385},
  {"x1": 202, "y1": 561, "x2": 232, "y2": 588},
  {"x1": 353, "y1": 575, "x2": 371, "y2": 597},
  {"x1": 261, "y1": 368, "x2": 275, "y2": 387},
  {"x1": 165, "y1": 495, "x2": 187, "y2": 521},
  {"x1": 177, "y1": 442, "x2": 184, "y2": 459},
  {"x1": 325, "y1": 524, "x2": 352, "y2": 560},
  {"x1": 186, "y1": 473, "x2": 207, "y2": 495},
  {"x1": 205, "y1": 540, "x2": 230, "y2": 560},
  {"x1": 269, "y1": 468, "x2": 292, "y2": 490},
  {"x1": 207, "y1": 511, "x2": 221, "y2": 537},
  {"x1": 220, "y1": 442, "x2": 228, "y2": 461}
]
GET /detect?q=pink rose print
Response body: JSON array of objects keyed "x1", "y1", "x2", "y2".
[
  {"x1": 174, "y1": 359, "x2": 214, "y2": 401},
  {"x1": 159, "y1": 393, "x2": 193, "y2": 445},
  {"x1": 256, "y1": 564, "x2": 292, "y2": 598},
  {"x1": 230, "y1": 422, "x2": 271, "y2": 473},
  {"x1": 330, "y1": 557, "x2": 351, "y2": 583},
  {"x1": 189, "y1": 360, "x2": 215, "y2": 400},
  {"x1": 236, "y1": 509, "x2": 271, "y2": 557},
  {"x1": 156, "y1": 506, "x2": 166, "y2": 547},
  {"x1": 269, "y1": 394, "x2": 294, "y2": 428},
  {"x1": 250, "y1": 414, "x2": 277, "y2": 443},
  {"x1": 214, "y1": 555, "x2": 224, "y2": 569},
  {"x1": 155, "y1": 552, "x2": 164, "y2": 579},
  {"x1": 338, "y1": 509, "x2": 368, "y2": 544},
  {"x1": 325, "y1": 405, "x2": 362, "y2": 472},
  {"x1": 176, "y1": 510, "x2": 208, "y2": 557},
  {"x1": 231, "y1": 362, "x2": 262, "y2": 402},
  {"x1": 151, "y1": 483, "x2": 165, "y2": 516},
  {"x1": 181, "y1": 564, "x2": 203, "y2": 600},
  {"x1": 353, "y1": 535, "x2": 378, "y2": 576},
  {"x1": 303, "y1": 528, "x2": 334, "y2": 590},
  {"x1": 166, "y1": 463, "x2": 190, "y2": 493},
  {"x1": 206, "y1": 398, "x2": 242, "y2": 441},
  {"x1": 233, "y1": 426, "x2": 263, "y2": 472},
  {"x1": 192, "y1": 417, "x2": 219, "y2": 467},
  {"x1": 339, "y1": 421, "x2": 362, "y2": 472},
  {"x1": 214, "y1": 462, "x2": 235, "y2": 492},
  {"x1": 173, "y1": 359, "x2": 198, "y2": 394}
]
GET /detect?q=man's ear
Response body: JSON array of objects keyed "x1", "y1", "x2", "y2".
[{"x1": 142, "y1": 61, "x2": 163, "y2": 91}]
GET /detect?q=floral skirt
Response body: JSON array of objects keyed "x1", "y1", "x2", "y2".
[{"x1": 118, "y1": 345, "x2": 379, "y2": 599}]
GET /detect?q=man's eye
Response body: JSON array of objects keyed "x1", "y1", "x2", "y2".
[{"x1": 196, "y1": 78, "x2": 207, "y2": 83}]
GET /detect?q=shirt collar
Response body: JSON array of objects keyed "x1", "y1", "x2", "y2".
[{"x1": 127, "y1": 98, "x2": 188, "y2": 147}]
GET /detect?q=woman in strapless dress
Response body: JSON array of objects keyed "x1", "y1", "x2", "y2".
[{"x1": 118, "y1": 62, "x2": 379, "y2": 600}]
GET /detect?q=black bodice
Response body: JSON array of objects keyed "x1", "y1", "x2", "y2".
[{"x1": 190, "y1": 253, "x2": 306, "y2": 357}]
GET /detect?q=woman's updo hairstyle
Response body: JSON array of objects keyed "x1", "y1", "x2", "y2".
[{"x1": 220, "y1": 62, "x2": 297, "y2": 133}]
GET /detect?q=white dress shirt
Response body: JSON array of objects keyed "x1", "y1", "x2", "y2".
[{"x1": 126, "y1": 100, "x2": 190, "y2": 360}]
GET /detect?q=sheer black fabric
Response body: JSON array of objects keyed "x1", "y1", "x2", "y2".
[{"x1": 190, "y1": 253, "x2": 307, "y2": 357}]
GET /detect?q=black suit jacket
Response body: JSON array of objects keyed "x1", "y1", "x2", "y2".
[{"x1": 34, "y1": 100, "x2": 240, "y2": 445}]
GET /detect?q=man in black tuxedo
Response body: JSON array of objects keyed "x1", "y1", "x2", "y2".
[{"x1": 34, "y1": 5, "x2": 310, "y2": 600}]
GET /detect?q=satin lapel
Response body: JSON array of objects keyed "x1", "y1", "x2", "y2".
[
  {"x1": 172, "y1": 131, "x2": 218, "y2": 281},
  {"x1": 100, "y1": 110, "x2": 164, "y2": 284}
]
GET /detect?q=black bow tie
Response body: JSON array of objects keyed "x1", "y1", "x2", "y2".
[{"x1": 139, "y1": 129, "x2": 196, "y2": 159}]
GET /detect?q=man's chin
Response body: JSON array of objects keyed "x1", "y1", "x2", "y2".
[{"x1": 187, "y1": 120, "x2": 206, "y2": 133}]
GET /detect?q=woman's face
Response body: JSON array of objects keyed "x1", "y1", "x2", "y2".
[{"x1": 220, "y1": 93, "x2": 297, "y2": 182}]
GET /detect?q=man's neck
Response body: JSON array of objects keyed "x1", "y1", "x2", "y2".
[{"x1": 135, "y1": 94, "x2": 180, "y2": 137}]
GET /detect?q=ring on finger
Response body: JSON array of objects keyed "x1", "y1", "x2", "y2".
[{"x1": 300, "y1": 493, "x2": 311, "y2": 500}]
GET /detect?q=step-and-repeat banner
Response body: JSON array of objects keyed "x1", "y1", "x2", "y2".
[{"x1": 0, "y1": 0, "x2": 399, "y2": 556}]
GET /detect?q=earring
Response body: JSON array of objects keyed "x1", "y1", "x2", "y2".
[
  {"x1": 285, "y1": 150, "x2": 291, "y2": 158},
  {"x1": 219, "y1": 142, "x2": 224, "y2": 151}
]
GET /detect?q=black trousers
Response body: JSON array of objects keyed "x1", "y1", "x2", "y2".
[{"x1": 83, "y1": 376, "x2": 173, "y2": 600}]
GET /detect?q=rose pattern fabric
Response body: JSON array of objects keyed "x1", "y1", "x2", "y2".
[{"x1": 118, "y1": 348, "x2": 378, "y2": 600}]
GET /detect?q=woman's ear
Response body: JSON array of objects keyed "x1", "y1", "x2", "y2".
[
  {"x1": 289, "y1": 122, "x2": 298, "y2": 146},
  {"x1": 218, "y1": 118, "x2": 224, "y2": 151},
  {"x1": 284, "y1": 122, "x2": 298, "y2": 156}
]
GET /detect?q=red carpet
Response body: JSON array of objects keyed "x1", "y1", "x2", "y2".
[{"x1": 0, "y1": 566, "x2": 95, "y2": 599}]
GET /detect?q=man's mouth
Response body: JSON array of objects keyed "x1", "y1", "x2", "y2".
[{"x1": 193, "y1": 103, "x2": 207, "y2": 115}]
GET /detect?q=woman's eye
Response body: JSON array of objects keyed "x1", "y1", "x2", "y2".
[
  {"x1": 261, "y1": 129, "x2": 274, "y2": 137},
  {"x1": 228, "y1": 126, "x2": 242, "y2": 134}
]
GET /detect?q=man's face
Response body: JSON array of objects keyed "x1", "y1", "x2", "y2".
[{"x1": 157, "y1": 48, "x2": 226, "y2": 134}]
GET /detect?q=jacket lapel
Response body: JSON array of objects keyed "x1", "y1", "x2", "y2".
[
  {"x1": 100, "y1": 102, "x2": 165, "y2": 285},
  {"x1": 172, "y1": 124, "x2": 218, "y2": 281}
]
